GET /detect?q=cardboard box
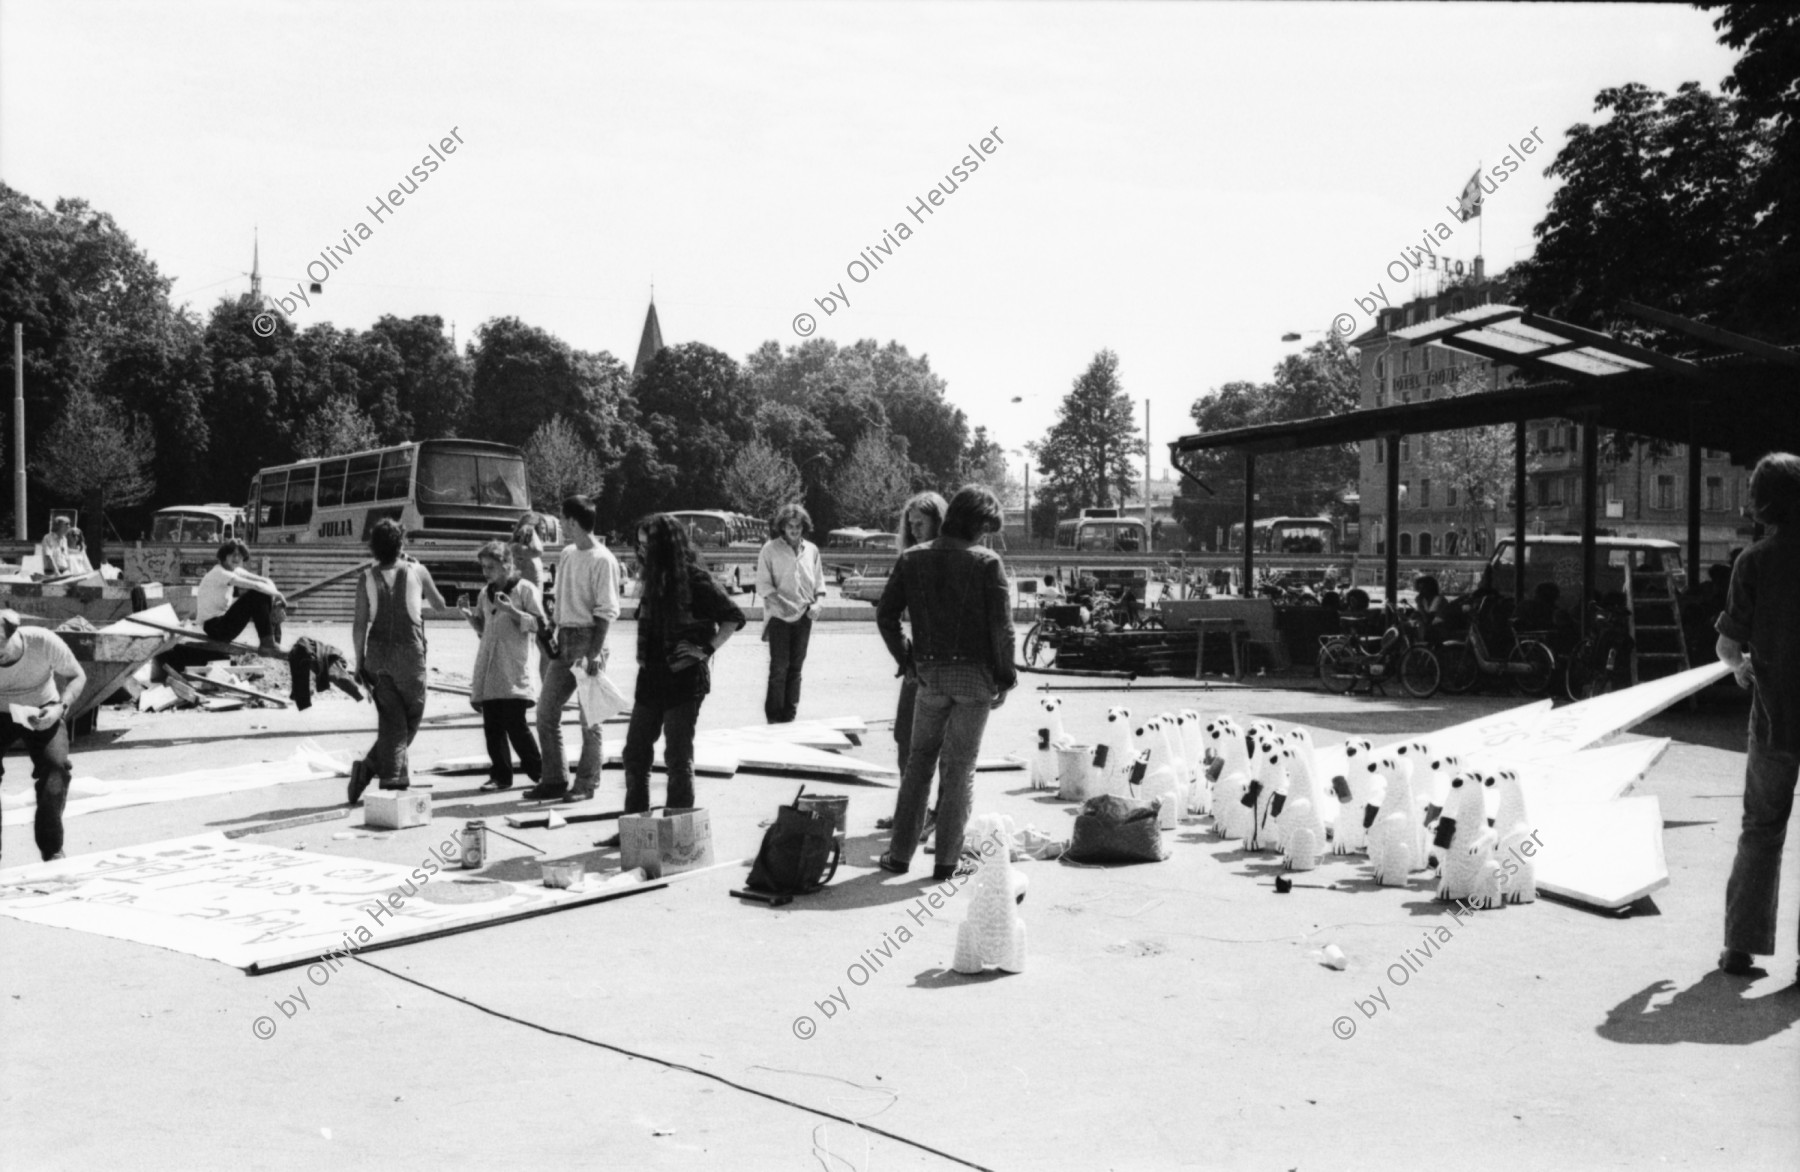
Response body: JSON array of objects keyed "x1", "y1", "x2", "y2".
[
  {"x1": 618, "y1": 808, "x2": 714, "y2": 878},
  {"x1": 365, "y1": 790, "x2": 432, "y2": 830}
]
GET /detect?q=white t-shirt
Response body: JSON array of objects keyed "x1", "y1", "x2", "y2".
[
  {"x1": 0, "y1": 627, "x2": 82, "y2": 708},
  {"x1": 196, "y1": 565, "x2": 256, "y2": 623}
]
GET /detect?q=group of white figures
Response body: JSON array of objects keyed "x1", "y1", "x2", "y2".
[{"x1": 1028, "y1": 698, "x2": 1539, "y2": 907}]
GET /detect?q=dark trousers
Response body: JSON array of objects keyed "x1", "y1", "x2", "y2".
[
  {"x1": 895, "y1": 676, "x2": 918, "y2": 776},
  {"x1": 0, "y1": 715, "x2": 73, "y2": 861},
  {"x1": 203, "y1": 592, "x2": 273, "y2": 643},
  {"x1": 764, "y1": 615, "x2": 814, "y2": 723},
  {"x1": 480, "y1": 699, "x2": 542, "y2": 788},
  {"x1": 1725, "y1": 735, "x2": 1800, "y2": 955},
  {"x1": 365, "y1": 669, "x2": 426, "y2": 787},
  {"x1": 621, "y1": 696, "x2": 701, "y2": 813}
]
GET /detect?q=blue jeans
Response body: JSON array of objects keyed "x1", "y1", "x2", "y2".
[
  {"x1": 537, "y1": 645, "x2": 603, "y2": 792},
  {"x1": 764, "y1": 615, "x2": 813, "y2": 723},
  {"x1": 895, "y1": 676, "x2": 919, "y2": 777},
  {"x1": 1725, "y1": 734, "x2": 1800, "y2": 955},
  {"x1": 886, "y1": 664, "x2": 995, "y2": 868},
  {"x1": 0, "y1": 715, "x2": 72, "y2": 861},
  {"x1": 621, "y1": 696, "x2": 701, "y2": 813}
]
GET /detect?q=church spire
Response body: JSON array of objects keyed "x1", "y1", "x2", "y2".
[
  {"x1": 634, "y1": 293, "x2": 664, "y2": 377},
  {"x1": 249, "y1": 227, "x2": 263, "y2": 303}
]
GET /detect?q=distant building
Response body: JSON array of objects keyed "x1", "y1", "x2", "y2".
[
  {"x1": 1350, "y1": 261, "x2": 1751, "y2": 570},
  {"x1": 634, "y1": 298, "x2": 664, "y2": 377}
]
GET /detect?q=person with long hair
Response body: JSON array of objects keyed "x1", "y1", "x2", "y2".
[
  {"x1": 874, "y1": 492, "x2": 947, "y2": 835},
  {"x1": 347, "y1": 518, "x2": 447, "y2": 804},
  {"x1": 875, "y1": 486, "x2": 1016, "y2": 881},
  {"x1": 1715, "y1": 451, "x2": 1800, "y2": 983},
  {"x1": 603, "y1": 514, "x2": 744, "y2": 841},
  {"x1": 755, "y1": 502, "x2": 823, "y2": 723}
]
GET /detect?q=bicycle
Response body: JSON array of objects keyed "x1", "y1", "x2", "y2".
[
  {"x1": 1316, "y1": 606, "x2": 1441, "y2": 698},
  {"x1": 1436, "y1": 596, "x2": 1556, "y2": 697},
  {"x1": 1564, "y1": 602, "x2": 1634, "y2": 701}
]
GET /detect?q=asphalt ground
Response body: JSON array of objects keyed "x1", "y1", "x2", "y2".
[{"x1": 2, "y1": 621, "x2": 1796, "y2": 1171}]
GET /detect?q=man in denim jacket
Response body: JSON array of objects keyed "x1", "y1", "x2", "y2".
[{"x1": 875, "y1": 486, "x2": 1017, "y2": 881}]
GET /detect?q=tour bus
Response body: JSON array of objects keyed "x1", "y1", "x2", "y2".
[
  {"x1": 1054, "y1": 510, "x2": 1151, "y2": 601},
  {"x1": 668, "y1": 510, "x2": 761, "y2": 549},
  {"x1": 1227, "y1": 516, "x2": 1339, "y2": 555},
  {"x1": 150, "y1": 504, "x2": 249, "y2": 545},
  {"x1": 246, "y1": 439, "x2": 533, "y2": 605}
]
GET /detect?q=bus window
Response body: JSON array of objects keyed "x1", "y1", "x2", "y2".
[
  {"x1": 345, "y1": 453, "x2": 381, "y2": 504},
  {"x1": 261, "y1": 471, "x2": 288, "y2": 528},
  {"x1": 478, "y1": 456, "x2": 528, "y2": 508},
  {"x1": 378, "y1": 448, "x2": 415, "y2": 501},
  {"x1": 419, "y1": 450, "x2": 477, "y2": 504},
  {"x1": 285, "y1": 469, "x2": 316, "y2": 527},
  {"x1": 318, "y1": 459, "x2": 348, "y2": 508}
]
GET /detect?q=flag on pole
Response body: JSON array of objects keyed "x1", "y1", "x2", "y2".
[{"x1": 1455, "y1": 169, "x2": 1483, "y2": 222}]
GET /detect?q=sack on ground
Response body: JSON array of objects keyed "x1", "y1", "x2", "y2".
[
  {"x1": 746, "y1": 788, "x2": 841, "y2": 896},
  {"x1": 1066, "y1": 793, "x2": 1168, "y2": 864},
  {"x1": 575, "y1": 669, "x2": 629, "y2": 727}
]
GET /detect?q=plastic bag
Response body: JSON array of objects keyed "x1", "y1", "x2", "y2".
[{"x1": 575, "y1": 668, "x2": 630, "y2": 727}]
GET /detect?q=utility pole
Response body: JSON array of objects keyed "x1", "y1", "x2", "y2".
[
  {"x1": 1143, "y1": 398, "x2": 1153, "y2": 548},
  {"x1": 1023, "y1": 462, "x2": 1031, "y2": 545},
  {"x1": 12, "y1": 323, "x2": 24, "y2": 540}
]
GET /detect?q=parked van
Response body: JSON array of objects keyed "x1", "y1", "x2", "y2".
[
  {"x1": 1488, "y1": 535, "x2": 1687, "y2": 599},
  {"x1": 150, "y1": 505, "x2": 249, "y2": 545}
]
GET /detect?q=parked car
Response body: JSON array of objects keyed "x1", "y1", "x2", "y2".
[{"x1": 842, "y1": 564, "x2": 891, "y2": 604}]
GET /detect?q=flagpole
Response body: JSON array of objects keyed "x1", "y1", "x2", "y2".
[{"x1": 1478, "y1": 160, "x2": 1484, "y2": 259}]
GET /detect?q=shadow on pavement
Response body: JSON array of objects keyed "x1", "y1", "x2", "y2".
[{"x1": 1598, "y1": 970, "x2": 1800, "y2": 1045}]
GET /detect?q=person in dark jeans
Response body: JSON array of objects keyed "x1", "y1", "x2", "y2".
[
  {"x1": 347, "y1": 520, "x2": 446, "y2": 804},
  {"x1": 463, "y1": 541, "x2": 547, "y2": 792},
  {"x1": 196, "y1": 539, "x2": 285, "y2": 654},
  {"x1": 1715, "y1": 452, "x2": 1800, "y2": 985},
  {"x1": 0, "y1": 609, "x2": 86, "y2": 863},
  {"x1": 755, "y1": 502, "x2": 823, "y2": 723},
  {"x1": 600, "y1": 515, "x2": 744, "y2": 847},
  {"x1": 875, "y1": 486, "x2": 1017, "y2": 882},
  {"x1": 875, "y1": 491, "x2": 947, "y2": 835}
]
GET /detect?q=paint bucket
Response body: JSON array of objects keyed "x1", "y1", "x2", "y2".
[
  {"x1": 459, "y1": 819, "x2": 486, "y2": 869},
  {"x1": 796, "y1": 794, "x2": 848, "y2": 842}
]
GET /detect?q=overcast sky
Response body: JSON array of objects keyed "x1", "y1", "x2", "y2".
[{"x1": 0, "y1": 1, "x2": 1741, "y2": 480}]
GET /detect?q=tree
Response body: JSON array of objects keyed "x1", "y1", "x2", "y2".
[
  {"x1": 361, "y1": 315, "x2": 471, "y2": 440},
  {"x1": 1030, "y1": 350, "x2": 1142, "y2": 525},
  {"x1": 724, "y1": 438, "x2": 804, "y2": 522},
  {"x1": 1411, "y1": 364, "x2": 1538, "y2": 555},
  {"x1": 624, "y1": 341, "x2": 757, "y2": 519},
  {"x1": 830, "y1": 431, "x2": 916, "y2": 528},
  {"x1": 30, "y1": 386, "x2": 155, "y2": 563},
  {"x1": 1509, "y1": 81, "x2": 1768, "y2": 341},
  {"x1": 1700, "y1": 2, "x2": 1800, "y2": 337},
  {"x1": 294, "y1": 394, "x2": 381, "y2": 459},
  {"x1": 524, "y1": 415, "x2": 607, "y2": 509}
]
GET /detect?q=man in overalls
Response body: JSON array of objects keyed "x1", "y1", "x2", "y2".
[{"x1": 347, "y1": 519, "x2": 446, "y2": 804}]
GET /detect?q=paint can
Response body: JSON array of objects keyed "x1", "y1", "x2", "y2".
[{"x1": 459, "y1": 819, "x2": 486, "y2": 869}]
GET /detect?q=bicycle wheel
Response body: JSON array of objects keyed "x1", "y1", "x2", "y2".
[
  {"x1": 1510, "y1": 639, "x2": 1555, "y2": 696},
  {"x1": 1438, "y1": 642, "x2": 1481, "y2": 694},
  {"x1": 1400, "y1": 645, "x2": 1441, "y2": 698},
  {"x1": 1023, "y1": 622, "x2": 1058, "y2": 668},
  {"x1": 1137, "y1": 613, "x2": 1165, "y2": 631},
  {"x1": 1317, "y1": 641, "x2": 1359, "y2": 694}
]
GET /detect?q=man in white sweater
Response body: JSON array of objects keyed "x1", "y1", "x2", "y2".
[{"x1": 528, "y1": 495, "x2": 621, "y2": 802}]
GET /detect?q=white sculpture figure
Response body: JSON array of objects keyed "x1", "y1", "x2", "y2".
[
  {"x1": 1491, "y1": 768, "x2": 1539, "y2": 903},
  {"x1": 1155, "y1": 712, "x2": 1190, "y2": 789},
  {"x1": 1332, "y1": 737, "x2": 1378, "y2": 855},
  {"x1": 1033, "y1": 697, "x2": 1073, "y2": 789},
  {"x1": 1367, "y1": 754, "x2": 1420, "y2": 886},
  {"x1": 1416, "y1": 749, "x2": 1461, "y2": 871},
  {"x1": 1283, "y1": 728, "x2": 1335, "y2": 834},
  {"x1": 1137, "y1": 716, "x2": 1184, "y2": 830},
  {"x1": 1096, "y1": 706, "x2": 1136, "y2": 795},
  {"x1": 953, "y1": 813, "x2": 1027, "y2": 975},
  {"x1": 1176, "y1": 709, "x2": 1205, "y2": 788},
  {"x1": 1245, "y1": 735, "x2": 1287, "y2": 852},
  {"x1": 1437, "y1": 772, "x2": 1503, "y2": 906},
  {"x1": 1210, "y1": 718, "x2": 1253, "y2": 841},
  {"x1": 1277, "y1": 758, "x2": 1327, "y2": 872}
]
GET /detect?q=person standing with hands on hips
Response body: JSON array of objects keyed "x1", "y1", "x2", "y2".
[
  {"x1": 756, "y1": 502, "x2": 823, "y2": 724},
  {"x1": 0, "y1": 610, "x2": 86, "y2": 863},
  {"x1": 1714, "y1": 452, "x2": 1800, "y2": 985},
  {"x1": 599, "y1": 515, "x2": 746, "y2": 847},
  {"x1": 875, "y1": 487, "x2": 1017, "y2": 881},
  {"x1": 528, "y1": 495, "x2": 621, "y2": 803}
]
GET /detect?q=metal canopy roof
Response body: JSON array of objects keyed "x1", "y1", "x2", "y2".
[{"x1": 1170, "y1": 303, "x2": 1797, "y2": 464}]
